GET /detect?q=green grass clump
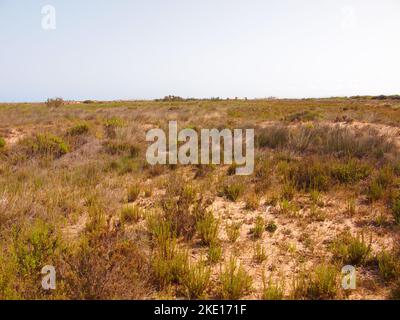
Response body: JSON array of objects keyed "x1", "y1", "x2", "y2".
[
  {"x1": 287, "y1": 160, "x2": 330, "y2": 191},
  {"x1": 67, "y1": 123, "x2": 89, "y2": 136},
  {"x1": 152, "y1": 249, "x2": 189, "y2": 288},
  {"x1": 265, "y1": 220, "x2": 277, "y2": 233},
  {"x1": 120, "y1": 205, "x2": 142, "y2": 224},
  {"x1": 331, "y1": 232, "x2": 372, "y2": 265},
  {"x1": 366, "y1": 179, "x2": 385, "y2": 202},
  {"x1": 253, "y1": 242, "x2": 267, "y2": 263},
  {"x1": 103, "y1": 117, "x2": 125, "y2": 138},
  {"x1": 127, "y1": 185, "x2": 140, "y2": 202},
  {"x1": 390, "y1": 195, "x2": 400, "y2": 224},
  {"x1": 196, "y1": 211, "x2": 219, "y2": 246},
  {"x1": 181, "y1": 260, "x2": 211, "y2": 299},
  {"x1": 250, "y1": 216, "x2": 265, "y2": 239},
  {"x1": 207, "y1": 241, "x2": 222, "y2": 264},
  {"x1": 330, "y1": 159, "x2": 371, "y2": 184},
  {"x1": 219, "y1": 256, "x2": 252, "y2": 300},
  {"x1": 225, "y1": 221, "x2": 241, "y2": 243},
  {"x1": 221, "y1": 183, "x2": 244, "y2": 202},
  {"x1": 366, "y1": 168, "x2": 394, "y2": 203},
  {"x1": 256, "y1": 125, "x2": 289, "y2": 149},
  {"x1": 262, "y1": 274, "x2": 284, "y2": 300},
  {"x1": 23, "y1": 133, "x2": 69, "y2": 158},
  {"x1": 12, "y1": 220, "x2": 60, "y2": 276},
  {"x1": 292, "y1": 264, "x2": 339, "y2": 300},
  {"x1": 376, "y1": 250, "x2": 399, "y2": 281},
  {"x1": 244, "y1": 193, "x2": 259, "y2": 210},
  {"x1": 0, "y1": 137, "x2": 5, "y2": 149}
]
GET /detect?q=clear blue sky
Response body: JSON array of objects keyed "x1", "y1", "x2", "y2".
[{"x1": 0, "y1": 0, "x2": 399, "y2": 102}]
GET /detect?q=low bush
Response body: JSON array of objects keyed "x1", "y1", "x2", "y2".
[
  {"x1": 120, "y1": 205, "x2": 142, "y2": 224},
  {"x1": 221, "y1": 183, "x2": 244, "y2": 202},
  {"x1": 245, "y1": 193, "x2": 260, "y2": 210},
  {"x1": 286, "y1": 160, "x2": 330, "y2": 192},
  {"x1": 225, "y1": 221, "x2": 241, "y2": 243},
  {"x1": 21, "y1": 133, "x2": 69, "y2": 158},
  {"x1": 253, "y1": 243, "x2": 267, "y2": 263},
  {"x1": 127, "y1": 185, "x2": 140, "y2": 202},
  {"x1": 250, "y1": 216, "x2": 265, "y2": 239},
  {"x1": 181, "y1": 260, "x2": 211, "y2": 299},
  {"x1": 376, "y1": 250, "x2": 399, "y2": 281},
  {"x1": 256, "y1": 126, "x2": 289, "y2": 149},
  {"x1": 292, "y1": 264, "x2": 339, "y2": 300},
  {"x1": 207, "y1": 241, "x2": 222, "y2": 263},
  {"x1": 196, "y1": 211, "x2": 219, "y2": 246},
  {"x1": 219, "y1": 257, "x2": 252, "y2": 300},
  {"x1": 330, "y1": 159, "x2": 371, "y2": 184},
  {"x1": 331, "y1": 231, "x2": 372, "y2": 265},
  {"x1": 67, "y1": 123, "x2": 89, "y2": 136},
  {"x1": 46, "y1": 97, "x2": 64, "y2": 108},
  {"x1": 0, "y1": 137, "x2": 5, "y2": 149},
  {"x1": 262, "y1": 274, "x2": 284, "y2": 300}
]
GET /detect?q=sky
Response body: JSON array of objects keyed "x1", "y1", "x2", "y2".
[{"x1": 0, "y1": 0, "x2": 399, "y2": 102}]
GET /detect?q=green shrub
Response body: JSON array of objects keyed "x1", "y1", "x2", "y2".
[
  {"x1": 103, "y1": 140, "x2": 132, "y2": 155},
  {"x1": 12, "y1": 220, "x2": 60, "y2": 276},
  {"x1": 330, "y1": 159, "x2": 371, "y2": 184},
  {"x1": 376, "y1": 250, "x2": 399, "y2": 281},
  {"x1": 22, "y1": 133, "x2": 69, "y2": 158},
  {"x1": 219, "y1": 257, "x2": 252, "y2": 300},
  {"x1": 120, "y1": 205, "x2": 142, "y2": 224},
  {"x1": 287, "y1": 160, "x2": 330, "y2": 191},
  {"x1": 292, "y1": 264, "x2": 339, "y2": 300},
  {"x1": 392, "y1": 197, "x2": 400, "y2": 224},
  {"x1": 67, "y1": 123, "x2": 89, "y2": 136},
  {"x1": 0, "y1": 137, "x2": 5, "y2": 149},
  {"x1": 265, "y1": 221, "x2": 277, "y2": 233},
  {"x1": 390, "y1": 195, "x2": 400, "y2": 224},
  {"x1": 196, "y1": 211, "x2": 219, "y2": 246},
  {"x1": 227, "y1": 162, "x2": 238, "y2": 176},
  {"x1": 245, "y1": 193, "x2": 259, "y2": 210},
  {"x1": 221, "y1": 183, "x2": 244, "y2": 202},
  {"x1": 366, "y1": 179, "x2": 385, "y2": 202},
  {"x1": 262, "y1": 274, "x2": 284, "y2": 300},
  {"x1": 127, "y1": 185, "x2": 140, "y2": 202},
  {"x1": 281, "y1": 182, "x2": 295, "y2": 200},
  {"x1": 256, "y1": 126, "x2": 289, "y2": 149},
  {"x1": 250, "y1": 216, "x2": 265, "y2": 239},
  {"x1": 207, "y1": 241, "x2": 222, "y2": 263},
  {"x1": 284, "y1": 110, "x2": 320, "y2": 122},
  {"x1": 225, "y1": 222, "x2": 241, "y2": 243},
  {"x1": 331, "y1": 232, "x2": 372, "y2": 265},
  {"x1": 46, "y1": 97, "x2": 64, "y2": 108},
  {"x1": 181, "y1": 260, "x2": 211, "y2": 299},
  {"x1": 253, "y1": 243, "x2": 267, "y2": 263},
  {"x1": 255, "y1": 159, "x2": 272, "y2": 180},
  {"x1": 346, "y1": 198, "x2": 356, "y2": 216},
  {"x1": 104, "y1": 117, "x2": 125, "y2": 138},
  {"x1": 152, "y1": 249, "x2": 189, "y2": 288}
]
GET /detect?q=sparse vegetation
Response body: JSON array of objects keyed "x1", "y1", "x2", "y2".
[
  {"x1": 196, "y1": 211, "x2": 219, "y2": 246},
  {"x1": 250, "y1": 216, "x2": 265, "y2": 239},
  {"x1": 219, "y1": 257, "x2": 252, "y2": 300},
  {"x1": 292, "y1": 264, "x2": 340, "y2": 300},
  {"x1": 0, "y1": 98, "x2": 399, "y2": 300},
  {"x1": 225, "y1": 221, "x2": 241, "y2": 243},
  {"x1": 331, "y1": 232, "x2": 372, "y2": 266},
  {"x1": 262, "y1": 274, "x2": 284, "y2": 300}
]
